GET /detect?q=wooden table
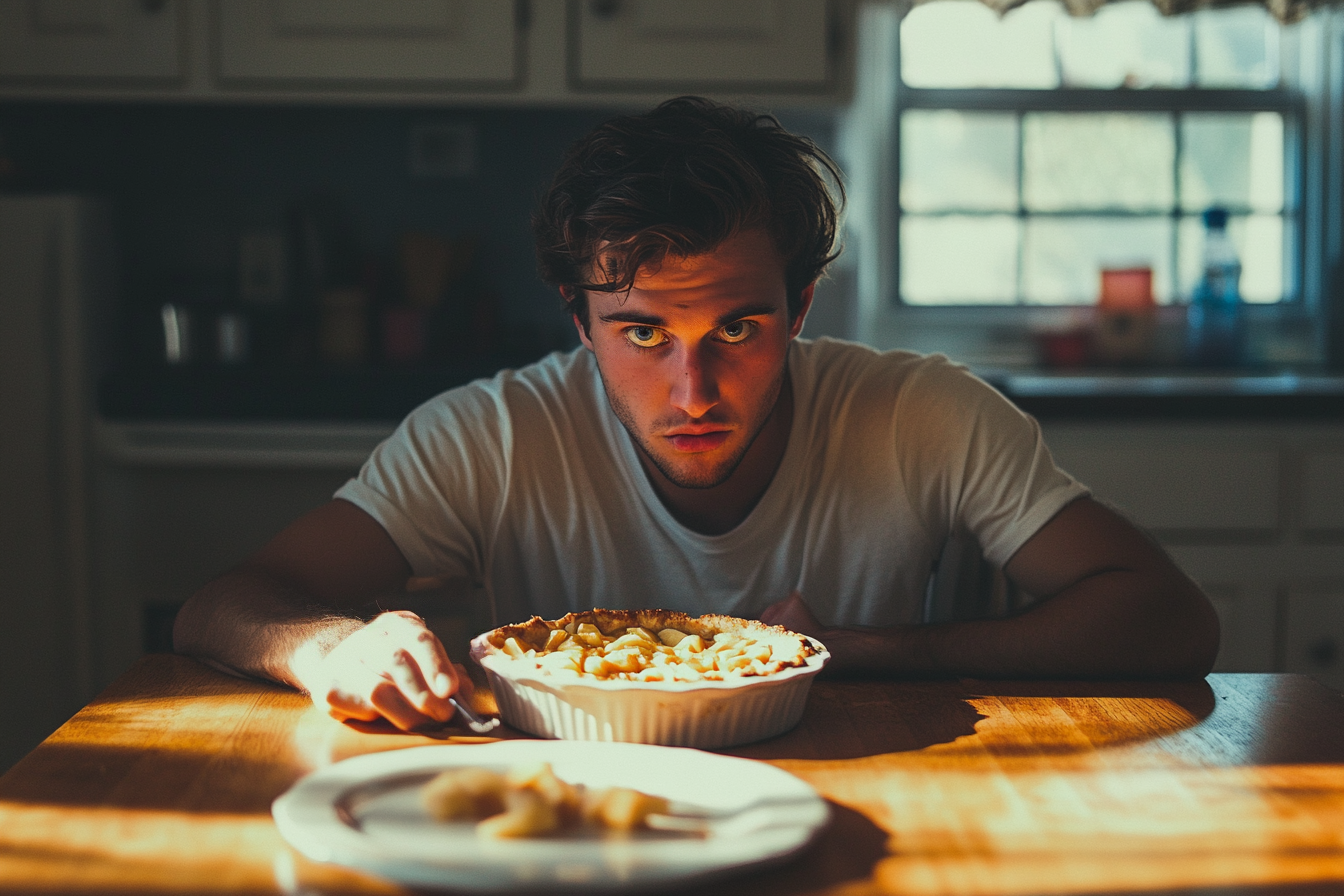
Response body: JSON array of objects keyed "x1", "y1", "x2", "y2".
[{"x1": 2, "y1": 656, "x2": 1343, "y2": 895}]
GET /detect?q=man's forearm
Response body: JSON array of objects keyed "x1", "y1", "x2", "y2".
[
  {"x1": 819, "y1": 569, "x2": 1219, "y2": 680},
  {"x1": 173, "y1": 566, "x2": 364, "y2": 693}
]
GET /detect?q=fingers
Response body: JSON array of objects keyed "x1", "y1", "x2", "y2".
[
  {"x1": 387, "y1": 611, "x2": 458, "y2": 699},
  {"x1": 370, "y1": 677, "x2": 441, "y2": 732},
  {"x1": 385, "y1": 646, "x2": 450, "y2": 723},
  {"x1": 324, "y1": 670, "x2": 431, "y2": 732},
  {"x1": 315, "y1": 611, "x2": 467, "y2": 731}
]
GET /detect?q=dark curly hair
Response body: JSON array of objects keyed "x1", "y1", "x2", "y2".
[{"x1": 533, "y1": 96, "x2": 843, "y2": 328}]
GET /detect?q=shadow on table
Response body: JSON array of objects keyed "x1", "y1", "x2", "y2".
[
  {"x1": 726, "y1": 677, "x2": 1231, "y2": 763},
  {"x1": 725, "y1": 679, "x2": 988, "y2": 761},
  {"x1": 693, "y1": 800, "x2": 891, "y2": 896}
]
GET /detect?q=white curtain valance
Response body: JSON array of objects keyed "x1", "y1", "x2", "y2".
[{"x1": 931, "y1": 0, "x2": 1323, "y2": 25}]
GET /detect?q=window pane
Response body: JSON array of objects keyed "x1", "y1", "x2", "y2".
[
  {"x1": 901, "y1": 0, "x2": 1060, "y2": 89},
  {"x1": 1055, "y1": 1, "x2": 1190, "y2": 88},
  {"x1": 1194, "y1": 6, "x2": 1279, "y2": 89},
  {"x1": 901, "y1": 111, "x2": 1018, "y2": 212},
  {"x1": 1023, "y1": 113, "x2": 1174, "y2": 211},
  {"x1": 901, "y1": 215, "x2": 1019, "y2": 304},
  {"x1": 1023, "y1": 217, "x2": 1173, "y2": 304},
  {"x1": 1178, "y1": 213, "x2": 1287, "y2": 303},
  {"x1": 1180, "y1": 112, "x2": 1285, "y2": 213}
]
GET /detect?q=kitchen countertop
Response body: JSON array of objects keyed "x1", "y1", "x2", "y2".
[
  {"x1": 97, "y1": 362, "x2": 1344, "y2": 424},
  {"x1": 983, "y1": 370, "x2": 1344, "y2": 419},
  {"x1": 97, "y1": 361, "x2": 513, "y2": 424}
]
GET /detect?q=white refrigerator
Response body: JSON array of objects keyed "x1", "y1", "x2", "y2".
[{"x1": 0, "y1": 195, "x2": 110, "y2": 772}]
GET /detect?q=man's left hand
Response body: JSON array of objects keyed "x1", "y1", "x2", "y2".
[{"x1": 760, "y1": 591, "x2": 829, "y2": 638}]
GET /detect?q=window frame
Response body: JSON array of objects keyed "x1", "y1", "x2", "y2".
[{"x1": 894, "y1": 63, "x2": 1308, "y2": 308}]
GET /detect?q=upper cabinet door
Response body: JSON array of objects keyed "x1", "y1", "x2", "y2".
[
  {"x1": 0, "y1": 0, "x2": 183, "y2": 83},
  {"x1": 573, "y1": 0, "x2": 832, "y2": 91},
  {"x1": 216, "y1": 0, "x2": 518, "y2": 89}
]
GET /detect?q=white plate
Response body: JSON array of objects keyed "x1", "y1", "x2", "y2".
[{"x1": 272, "y1": 740, "x2": 829, "y2": 892}]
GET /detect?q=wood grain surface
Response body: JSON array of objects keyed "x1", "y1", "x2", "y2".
[{"x1": 1, "y1": 656, "x2": 1342, "y2": 895}]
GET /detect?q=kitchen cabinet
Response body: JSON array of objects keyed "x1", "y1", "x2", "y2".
[
  {"x1": 1302, "y1": 448, "x2": 1344, "y2": 532},
  {"x1": 89, "y1": 422, "x2": 389, "y2": 688},
  {"x1": 0, "y1": 0, "x2": 851, "y2": 105},
  {"x1": 89, "y1": 430, "x2": 493, "y2": 689},
  {"x1": 90, "y1": 460, "x2": 358, "y2": 686},
  {"x1": 0, "y1": 0, "x2": 183, "y2": 83},
  {"x1": 573, "y1": 0, "x2": 833, "y2": 91},
  {"x1": 1042, "y1": 421, "x2": 1344, "y2": 683},
  {"x1": 215, "y1": 0, "x2": 518, "y2": 89},
  {"x1": 1046, "y1": 443, "x2": 1280, "y2": 534},
  {"x1": 1285, "y1": 586, "x2": 1344, "y2": 689}
]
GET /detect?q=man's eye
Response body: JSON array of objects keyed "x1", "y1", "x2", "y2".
[
  {"x1": 718, "y1": 321, "x2": 755, "y2": 343},
  {"x1": 624, "y1": 326, "x2": 666, "y2": 348}
]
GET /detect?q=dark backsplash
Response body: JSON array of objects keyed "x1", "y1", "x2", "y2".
[
  {"x1": 0, "y1": 101, "x2": 838, "y2": 419},
  {"x1": 0, "y1": 102, "x2": 614, "y2": 374}
]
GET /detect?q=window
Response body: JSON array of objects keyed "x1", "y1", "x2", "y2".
[{"x1": 894, "y1": 0, "x2": 1305, "y2": 307}]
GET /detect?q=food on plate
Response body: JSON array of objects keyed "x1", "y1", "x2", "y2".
[
  {"x1": 471, "y1": 609, "x2": 818, "y2": 683},
  {"x1": 422, "y1": 761, "x2": 669, "y2": 838}
]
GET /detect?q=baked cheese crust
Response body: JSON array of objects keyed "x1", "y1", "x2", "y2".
[{"x1": 471, "y1": 609, "x2": 817, "y2": 682}]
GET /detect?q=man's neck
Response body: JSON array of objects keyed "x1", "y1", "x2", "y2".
[{"x1": 635, "y1": 378, "x2": 794, "y2": 536}]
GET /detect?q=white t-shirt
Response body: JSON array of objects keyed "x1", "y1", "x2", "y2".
[{"x1": 336, "y1": 338, "x2": 1087, "y2": 628}]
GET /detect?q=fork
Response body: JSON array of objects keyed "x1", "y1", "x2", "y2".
[
  {"x1": 646, "y1": 796, "x2": 822, "y2": 836},
  {"x1": 449, "y1": 696, "x2": 501, "y2": 734}
]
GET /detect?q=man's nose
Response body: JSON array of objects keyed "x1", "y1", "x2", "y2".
[{"x1": 669, "y1": 345, "x2": 720, "y2": 418}]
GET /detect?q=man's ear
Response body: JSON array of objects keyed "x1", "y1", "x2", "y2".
[
  {"x1": 561, "y1": 286, "x2": 595, "y2": 350},
  {"x1": 788, "y1": 283, "x2": 816, "y2": 339},
  {"x1": 573, "y1": 312, "x2": 594, "y2": 351}
]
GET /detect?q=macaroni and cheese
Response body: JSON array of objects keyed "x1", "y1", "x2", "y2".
[{"x1": 473, "y1": 609, "x2": 817, "y2": 683}]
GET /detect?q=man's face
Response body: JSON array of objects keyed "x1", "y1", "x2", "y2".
[{"x1": 575, "y1": 229, "x2": 811, "y2": 490}]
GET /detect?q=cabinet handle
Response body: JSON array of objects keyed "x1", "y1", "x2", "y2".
[
  {"x1": 590, "y1": 0, "x2": 621, "y2": 20},
  {"x1": 141, "y1": 0, "x2": 167, "y2": 13},
  {"x1": 1308, "y1": 637, "x2": 1338, "y2": 669}
]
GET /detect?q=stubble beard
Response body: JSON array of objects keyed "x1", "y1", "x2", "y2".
[{"x1": 601, "y1": 366, "x2": 787, "y2": 491}]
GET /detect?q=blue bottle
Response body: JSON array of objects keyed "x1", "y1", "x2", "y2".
[{"x1": 1185, "y1": 207, "x2": 1244, "y2": 367}]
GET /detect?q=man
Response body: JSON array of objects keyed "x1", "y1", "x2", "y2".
[{"x1": 175, "y1": 97, "x2": 1219, "y2": 732}]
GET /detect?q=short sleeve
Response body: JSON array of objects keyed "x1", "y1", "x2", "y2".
[
  {"x1": 334, "y1": 378, "x2": 511, "y2": 581},
  {"x1": 893, "y1": 357, "x2": 1089, "y2": 569}
]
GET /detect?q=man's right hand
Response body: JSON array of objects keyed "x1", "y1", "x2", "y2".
[
  {"x1": 174, "y1": 500, "x2": 483, "y2": 730},
  {"x1": 294, "y1": 610, "x2": 469, "y2": 732}
]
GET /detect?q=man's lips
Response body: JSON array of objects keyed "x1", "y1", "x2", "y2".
[{"x1": 666, "y1": 430, "x2": 731, "y2": 452}]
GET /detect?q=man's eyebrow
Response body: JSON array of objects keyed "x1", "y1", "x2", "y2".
[
  {"x1": 598, "y1": 310, "x2": 666, "y2": 326},
  {"x1": 597, "y1": 304, "x2": 780, "y2": 328}
]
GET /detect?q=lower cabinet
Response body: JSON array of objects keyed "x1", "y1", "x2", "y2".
[
  {"x1": 90, "y1": 423, "x2": 489, "y2": 691},
  {"x1": 91, "y1": 459, "x2": 356, "y2": 690},
  {"x1": 1042, "y1": 421, "x2": 1344, "y2": 688},
  {"x1": 1284, "y1": 586, "x2": 1344, "y2": 690}
]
